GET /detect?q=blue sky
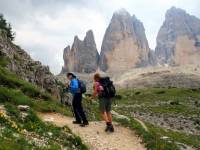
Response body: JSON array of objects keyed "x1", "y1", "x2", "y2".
[{"x1": 0, "y1": 0, "x2": 199, "y2": 74}]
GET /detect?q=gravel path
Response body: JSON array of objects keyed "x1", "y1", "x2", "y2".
[{"x1": 38, "y1": 112, "x2": 146, "y2": 150}]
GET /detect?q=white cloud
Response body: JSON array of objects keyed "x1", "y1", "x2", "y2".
[{"x1": 12, "y1": 4, "x2": 107, "y2": 74}]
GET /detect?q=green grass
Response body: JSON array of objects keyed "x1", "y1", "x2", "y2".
[
  {"x1": 1, "y1": 103, "x2": 88, "y2": 149},
  {"x1": 32, "y1": 100, "x2": 72, "y2": 116},
  {"x1": 82, "y1": 88, "x2": 200, "y2": 150},
  {"x1": 0, "y1": 53, "x2": 10, "y2": 67},
  {"x1": 112, "y1": 88, "x2": 200, "y2": 150},
  {"x1": 82, "y1": 97, "x2": 102, "y2": 121},
  {"x1": 146, "y1": 123, "x2": 200, "y2": 149},
  {"x1": 115, "y1": 118, "x2": 179, "y2": 150},
  {"x1": 0, "y1": 136, "x2": 37, "y2": 150},
  {"x1": 0, "y1": 64, "x2": 88, "y2": 149},
  {"x1": 0, "y1": 66, "x2": 53, "y2": 101},
  {"x1": 1, "y1": 54, "x2": 199, "y2": 150},
  {"x1": 0, "y1": 87, "x2": 34, "y2": 106},
  {"x1": 114, "y1": 88, "x2": 200, "y2": 116}
]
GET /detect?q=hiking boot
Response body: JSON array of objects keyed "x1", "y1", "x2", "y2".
[
  {"x1": 109, "y1": 124, "x2": 114, "y2": 132},
  {"x1": 80, "y1": 121, "x2": 89, "y2": 127},
  {"x1": 72, "y1": 121, "x2": 81, "y2": 124},
  {"x1": 105, "y1": 125, "x2": 110, "y2": 132}
]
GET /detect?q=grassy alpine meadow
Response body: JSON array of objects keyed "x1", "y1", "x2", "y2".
[
  {"x1": 112, "y1": 88, "x2": 200, "y2": 150},
  {"x1": 0, "y1": 59, "x2": 87, "y2": 149}
]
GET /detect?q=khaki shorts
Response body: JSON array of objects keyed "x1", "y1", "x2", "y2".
[{"x1": 99, "y1": 97, "x2": 112, "y2": 112}]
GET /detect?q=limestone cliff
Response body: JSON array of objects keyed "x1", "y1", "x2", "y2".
[
  {"x1": 99, "y1": 9, "x2": 150, "y2": 72},
  {"x1": 155, "y1": 7, "x2": 200, "y2": 66},
  {"x1": 62, "y1": 30, "x2": 99, "y2": 73}
]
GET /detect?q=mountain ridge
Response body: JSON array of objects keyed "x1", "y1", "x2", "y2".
[{"x1": 60, "y1": 7, "x2": 200, "y2": 75}]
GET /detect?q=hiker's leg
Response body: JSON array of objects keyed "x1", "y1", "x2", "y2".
[
  {"x1": 105, "y1": 98, "x2": 112, "y2": 123},
  {"x1": 72, "y1": 94, "x2": 82, "y2": 123},
  {"x1": 107, "y1": 112, "x2": 113, "y2": 123},
  {"x1": 100, "y1": 111, "x2": 109, "y2": 122},
  {"x1": 104, "y1": 98, "x2": 114, "y2": 132},
  {"x1": 106, "y1": 111, "x2": 114, "y2": 132},
  {"x1": 76, "y1": 93, "x2": 88, "y2": 123},
  {"x1": 99, "y1": 98, "x2": 107, "y2": 122}
]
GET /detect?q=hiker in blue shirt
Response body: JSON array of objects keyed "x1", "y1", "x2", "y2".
[
  {"x1": 66, "y1": 72, "x2": 88, "y2": 127},
  {"x1": 69, "y1": 77, "x2": 79, "y2": 95}
]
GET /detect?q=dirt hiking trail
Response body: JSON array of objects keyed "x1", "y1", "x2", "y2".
[{"x1": 38, "y1": 112, "x2": 146, "y2": 150}]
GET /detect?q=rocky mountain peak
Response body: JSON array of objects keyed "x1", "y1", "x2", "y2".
[
  {"x1": 74, "y1": 35, "x2": 80, "y2": 42},
  {"x1": 84, "y1": 30, "x2": 96, "y2": 47},
  {"x1": 99, "y1": 10, "x2": 150, "y2": 72},
  {"x1": 63, "y1": 45, "x2": 70, "y2": 53},
  {"x1": 61, "y1": 30, "x2": 99, "y2": 74},
  {"x1": 113, "y1": 8, "x2": 131, "y2": 18},
  {"x1": 155, "y1": 7, "x2": 200, "y2": 65},
  {"x1": 165, "y1": 6, "x2": 186, "y2": 17}
]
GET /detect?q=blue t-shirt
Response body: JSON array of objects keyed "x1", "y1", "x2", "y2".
[{"x1": 69, "y1": 78, "x2": 79, "y2": 95}]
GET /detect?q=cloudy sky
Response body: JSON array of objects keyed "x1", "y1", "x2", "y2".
[{"x1": 0, "y1": 0, "x2": 199, "y2": 74}]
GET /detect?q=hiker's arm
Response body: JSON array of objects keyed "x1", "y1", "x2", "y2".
[
  {"x1": 93, "y1": 83, "x2": 98, "y2": 97},
  {"x1": 65, "y1": 82, "x2": 69, "y2": 88}
]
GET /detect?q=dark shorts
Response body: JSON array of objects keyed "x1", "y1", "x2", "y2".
[{"x1": 99, "y1": 97, "x2": 112, "y2": 112}]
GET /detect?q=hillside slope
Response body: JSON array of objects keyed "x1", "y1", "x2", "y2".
[
  {"x1": 0, "y1": 67, "x2": 87, "y2": 150},
  {"x1": 113, "y1": 65, "x2": 200, "y2": 89},
  {"x1": 0, "y1": 30, "x2": 61, "y2": 99},
  {"x1": 0, "y1": 28, "x2": 88, "y2": 149},
  {"x1": 0, "y1": 56, "x2": 87, "y2": 149}
]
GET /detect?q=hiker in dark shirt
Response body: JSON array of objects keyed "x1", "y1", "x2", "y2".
[
  {"x1": 66, "y1": 73, "x2": 89, "y2": 127},
  {"x1": 93, "y1": 73, "x2": 114, "y2": 132}
]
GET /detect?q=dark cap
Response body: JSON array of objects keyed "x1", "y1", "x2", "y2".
[{"x1": 67, "y1": 72, "x2": 76, "y2": 78}]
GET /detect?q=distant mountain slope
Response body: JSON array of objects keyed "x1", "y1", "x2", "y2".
[{"x1": 113, "y1": 65, "x2": 200, "y2": 89}]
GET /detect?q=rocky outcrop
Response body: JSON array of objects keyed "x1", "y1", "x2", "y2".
[
  {"x1": 155, "y1": 7, "x2": 200, "y2": 66},
  {"x1": 61, "y1": 30, "x2": 99, "y2": 73},
  {"x1": 99, "y1": 9, "x2": 150, "y2": 72},
  {"x1": 0, "y1": 30, "x2": 61, "y2": 99}
]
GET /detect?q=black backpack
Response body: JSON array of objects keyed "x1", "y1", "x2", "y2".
[
  {"x1": 78, "y1": 79, "x2": 86, "y2": 94},
  {"x1": 99, "y1": 77, "x2": 116, "y2": 98}
]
